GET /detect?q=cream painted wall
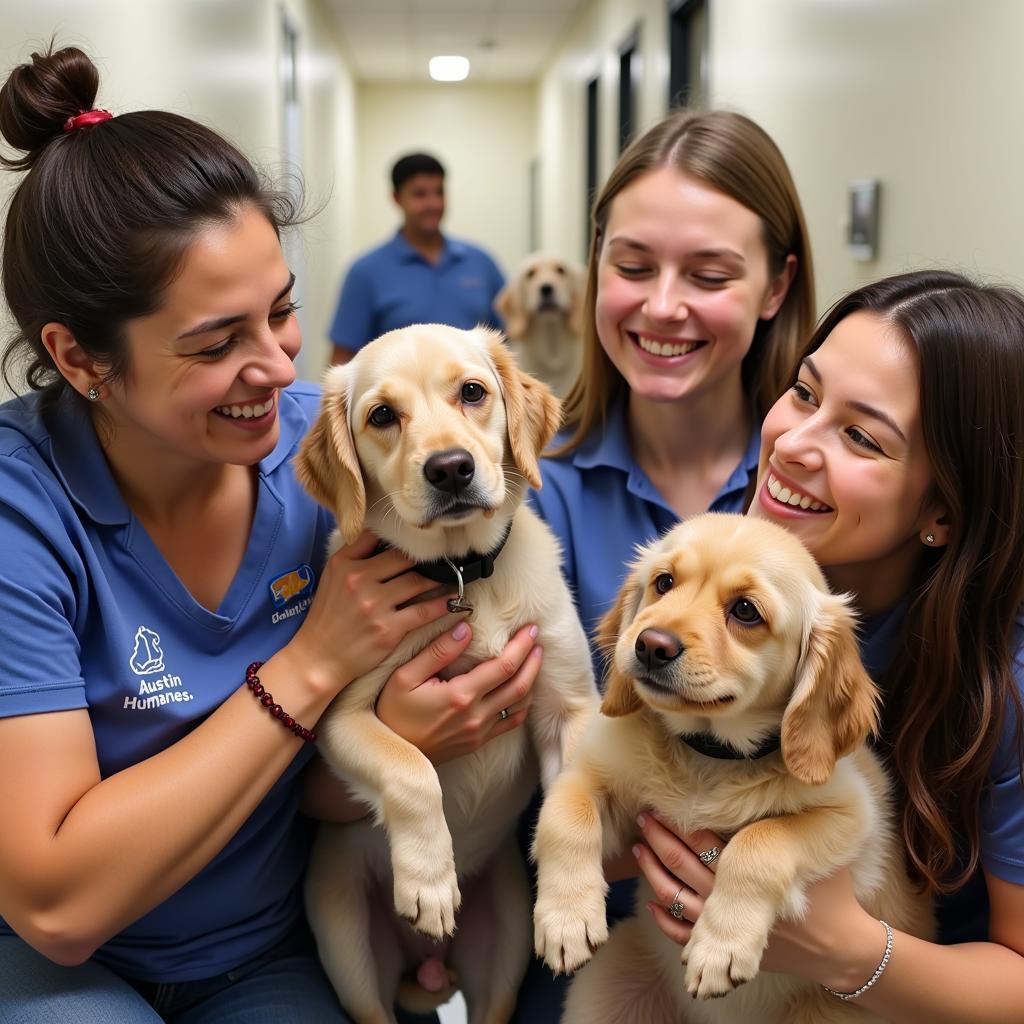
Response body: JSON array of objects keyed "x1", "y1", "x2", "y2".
[
  {"x1": 709, "y1": 0, "x2": 1024, "y2": 310},
  {"x1": 0, "y1": 0, "x2": 357, "y2": 386},
  {"x1": 351, "y1": 83, "x2": 536, "y2": 281},
  {"x1": 536, "y1": 0, "x2": 669, "y2": 262},
  {"x1": 537, "y1": 0, "x2": 1024, "y2": 313}
]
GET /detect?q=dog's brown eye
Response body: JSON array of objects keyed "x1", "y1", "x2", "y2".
[
  {"x1": 729, "y1": 598, "x2": 763, "y2": 626},
  {"x1": 555, "y1": 265, "x2": 566, "y2": 275},
  {"x1": 654, "y1": 573, "x2": 674, "y2": 595},
  {"x1": 461, "y1": 382, "x2": 486, "y2": 404},
  {"x1": 369, "y1": 405, "x2": 397, "y2": 427}
]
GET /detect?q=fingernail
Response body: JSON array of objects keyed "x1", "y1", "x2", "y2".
[
  {"x1": 452, "y1": 622, "x2": 470, "y2": 641},
  {"x1": 530, "y1": 644, "x2": 544, "y2": 659},
  {"x1": 645, "y1": 902, "x2": 656, "y2": 915},
  {"x1": 631, "y1": 844, "x2": 642, "y2": 859},
  {"x1": 636, "y1": 813, "x2": 648, "y2": 829},
  {"x1": 528, "y1": 624, "x2": 539, "y2": 639}
]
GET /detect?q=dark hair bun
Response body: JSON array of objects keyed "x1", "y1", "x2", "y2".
[{"x1": 0, "y1": 45, "x2": 99, "y2": 170}]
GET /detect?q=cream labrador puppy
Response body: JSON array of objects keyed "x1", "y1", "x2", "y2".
[
  {"x1": 496, "y1": 253, "x2": 585, "y2": 399},
  {"x1": 295, "y1": 324, "x2": 597, "y2": 1024},
  {"x1": 532, "y1": 513, "x2": 932, "y2": 1024}
]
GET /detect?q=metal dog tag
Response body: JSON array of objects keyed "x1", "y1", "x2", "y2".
[{"x1": 443, "y1": 557, "x2": 474, "y2": 616}]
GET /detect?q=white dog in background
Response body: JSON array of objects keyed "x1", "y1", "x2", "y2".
[
  {"x1": 295, "y1": 324, "x2": 598, "y2": 1024},
  {"x1": 496, "y1": 253, "x2": 586, "y2": 399}
]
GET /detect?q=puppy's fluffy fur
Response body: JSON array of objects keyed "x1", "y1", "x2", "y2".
[
  {"x1": 496, "y1": 253, "x2": 585, "y2": 399},
  {"x1": 294, "y1": 324, "x2": 597, "y2": 1024},
  {"x1": 532, "y1": 513, "x2": 932, "y2": 1024}
]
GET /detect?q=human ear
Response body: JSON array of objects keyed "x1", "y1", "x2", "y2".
[
  {"x1": 40, "y1": 322, "x2": 107, "y2": 400},
  {"x1": 920, "y1": 512, "x2": 951, "y2": 548},
  {"x1": 760, "y1": 254, "x2": 798, "y2": 321}
]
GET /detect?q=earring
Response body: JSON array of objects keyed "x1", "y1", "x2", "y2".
[
  {"x1": 86, "y1": 385, "x2": 100, "y2": 402},
  {"x1": 924, "y1": 532, "x2": 935, "y2": 545}
]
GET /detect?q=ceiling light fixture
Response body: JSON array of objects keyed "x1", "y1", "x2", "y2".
[{"x1": 429, "y1": 55, "x2": 470, "y2": 82}]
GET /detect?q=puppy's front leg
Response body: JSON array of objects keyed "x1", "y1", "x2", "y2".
[
  {"x1": 319, "y1": 708, "x2": 460, "y2": 940},
  {"x1": 532, "y1": 762, "x2": 627, "y2": 975},
  {"x1": 683, "y1": 800, "x2": 869, "y2": 1000}
]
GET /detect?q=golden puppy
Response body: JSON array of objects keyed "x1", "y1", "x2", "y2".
[
  {"x1": 496, "y1": 253, "x2": 585, "y2": 399},
  {"x1": 294, "y1": 324, "x2": 597, "y2": 1024},
  {"x1": 532, "y1": 513, "x2": 932, "y2": 1024}
]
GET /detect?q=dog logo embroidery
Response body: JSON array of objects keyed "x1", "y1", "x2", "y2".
[
  {"x1": 270, "y1": 564, "x2": 315, "y2": 608},
  {"x1": 129, "y1": 626, "x2": 165, "y2": 675}
]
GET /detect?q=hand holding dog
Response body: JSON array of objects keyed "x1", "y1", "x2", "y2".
[
  {"x1": 376, "y1": 622, "x2": 542, "y2": 763},
  {"x1": 287, "y1": 529, "x2": 454, "y2": 696},
  {"x1": 635, "y1": 812, "x2": 880, "y2": 992}
]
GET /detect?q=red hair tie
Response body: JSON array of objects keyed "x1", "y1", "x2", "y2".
[{"x1": 63, "y1": 109, "x2": 113, "y2": 132}]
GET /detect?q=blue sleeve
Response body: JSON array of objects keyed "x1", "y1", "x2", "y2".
[
  {"x1": 328, "y1": 258, "x2": 377, "y2": 354},
  {"x1": 0, "y1": 462, "x2": 87, "y2": 717},
  {"x1": 981, "y1": 631, "x2": 1024, "y2": 883},
  {"x1": 527, "y1": 460, "x2": 579, "y2": 594}
]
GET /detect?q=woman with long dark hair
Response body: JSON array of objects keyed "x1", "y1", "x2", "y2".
[{"x1": 631, "y1": 271, "x2": 1024, "y2": 1021}]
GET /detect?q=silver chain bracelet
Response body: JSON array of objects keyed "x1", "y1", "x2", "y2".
[{"x1": 823, "y1": 919, "x2": 894, "y2": 1001}]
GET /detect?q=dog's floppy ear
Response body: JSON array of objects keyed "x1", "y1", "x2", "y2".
[
  {"x1": 567, "y1": 262, "x2": 587, "y2": 338},
  {"x1": 293, "y1": 367, "x2": 367, "y2": 545},
  {"x1": 597, "y1": 576, "x2": 644, "y2": 717},
  {"x1": 488, "y1": 332, "x2": 562, "y2": 489},
  {"x1": 495, "y1": 277, "x2": 528, "y2": 339},
  {"x1": 781, "y1": 591, "x2": 880, "y2": 786}
]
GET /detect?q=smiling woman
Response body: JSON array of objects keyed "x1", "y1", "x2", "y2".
[{"x1": 0, "y1": 44, "x2": 545, "y2": 1023}]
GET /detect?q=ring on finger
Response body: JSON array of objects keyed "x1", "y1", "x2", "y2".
[
  {"x1": 668, "y1": 887, "x2": 686, "y2": 920},
  {"x1": 498, "y1": 707, "x2": 510, "y2": 721},
  {"x1": 698, "y1": 846, "x2": 721, "y2": 866}
]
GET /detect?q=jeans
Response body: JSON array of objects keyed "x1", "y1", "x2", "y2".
[{"x1": 0, "y1": 928, "x2": 352, "y2": 1024}]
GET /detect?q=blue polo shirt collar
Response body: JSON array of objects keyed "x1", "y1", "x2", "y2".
[
  {"x1": 389, "y1": 230, "x2": 463, "y2": 268},
  {"x1": 571, "y1": 397, "x2": 761, "y2": 507},
  {"x1": 48, "y1": 388, "x2": 309, "y2": 527}
]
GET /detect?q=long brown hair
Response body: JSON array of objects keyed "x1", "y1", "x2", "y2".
[
  {"x1": 798, "y1": 270, "x2": 1024, "y2": 893},
  {"x1": 555, "y1": 108, "x2": 815, "y2": 456}
]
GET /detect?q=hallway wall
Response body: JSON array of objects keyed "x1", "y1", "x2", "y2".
[{"x1": 536, "y1": 0, "x2": 1024, "y2": 311}]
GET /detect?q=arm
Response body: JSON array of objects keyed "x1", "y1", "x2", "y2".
[
  {"x1": 0, "y1": 532, "x2": 452, "y2": 965},
  {"x1": 634, "y1": 817, "x2": 1024, "y2": 1022},
  {"x1": 328, "y1": 259, "x2": 375, "y2": 361}
]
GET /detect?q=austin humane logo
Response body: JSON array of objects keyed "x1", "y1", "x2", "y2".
[
  {"x1": 269, "y1": 563, "x2": 315, "y2": 624},
  {"x1": 129, "y1": 626, "x2": 164, "y2": 675}
]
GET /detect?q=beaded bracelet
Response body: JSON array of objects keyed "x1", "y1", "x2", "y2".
[
  {"x1": 823, "y1": 919, "x2": 893, "y2": 1001},
  {"x1": 244, "y1": 660, "x2": 317, "y2": 743}
]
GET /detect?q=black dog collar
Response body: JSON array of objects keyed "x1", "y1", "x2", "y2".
[
  {"x1": 412, "y1": 522, "x2": 513, "y2": 587},
  {"x1": 680, "y1": 731, "x2": 781, "y2": 761}
]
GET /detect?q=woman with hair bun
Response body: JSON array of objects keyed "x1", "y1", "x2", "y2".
[{"x1": 0, "y1": 45, "x2": 541, "y2": 1021}]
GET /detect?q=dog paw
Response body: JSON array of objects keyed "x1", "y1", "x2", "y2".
[
  {"x1": 533, "y1": 890, "x2": 608, "y2": 975},
  {"x1": 682, "y1": 922, "x2": 762, "y2": 1000},
  {"x1": 393, "y1": 866, "x2": 462, "y2": 940}
]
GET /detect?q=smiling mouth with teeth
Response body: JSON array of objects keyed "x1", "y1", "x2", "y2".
[
  {"x1": 633, "y1": 334, "x2": 706, "y2": 358},
  {"x1": 766, "y1": 472, "x2": 832, "y2": 512},
  {"x1": 214, "y1": 396, "x2": 275, "y2": 420}
]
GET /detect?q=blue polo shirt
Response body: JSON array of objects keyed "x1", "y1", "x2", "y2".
[
  {"x1": 529, "y1": 399, "x2": 761, "y2": 679},
  {"x1": 329, "y1": 231, "x2": 505, "y2": 354},
  {"x1": 0, "y1": 384, "x2": 333, "y2": 982}
]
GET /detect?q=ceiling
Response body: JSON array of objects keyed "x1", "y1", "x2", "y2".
[{"x1": 321, "y1": 0, "x2": 592, "y2": 83}]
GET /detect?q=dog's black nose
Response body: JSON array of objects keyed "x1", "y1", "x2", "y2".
[
  {"x1": 539, "y1": 283, "x2": 555, "y2": 299},
  {"x1": 635, "y1": 628, "x2": 684, "y2": 671},
  {"x1": 423, "y1": 448, "x2": 475, "y2": 494}
]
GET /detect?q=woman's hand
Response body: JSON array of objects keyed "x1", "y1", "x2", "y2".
[
  {"x1": 376, "y1": 621, "x2": 543, "y2": 763},
  {"x1": 287, "y1": 530, "x2": 454, "y2": 695},
  {"x1": 633, "y1": 812, "x2": 722, "y2": 946},
  {"x1": 632, "y1": 812, "x2": 881, "y2": 989}
]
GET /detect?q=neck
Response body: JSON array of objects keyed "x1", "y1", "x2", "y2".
[
  {"x1": 96, "y1": 417, "x2": 243, "y2": 526},
  {"x1": 402, "y1": 226, "x2": 443, "y2": 260},
  {"x1": 824, "y1": 538, "x2": 924, "y2": 616},
  {"x1": 627, "y1": 376, "x2": 751, "y2": 475}
]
